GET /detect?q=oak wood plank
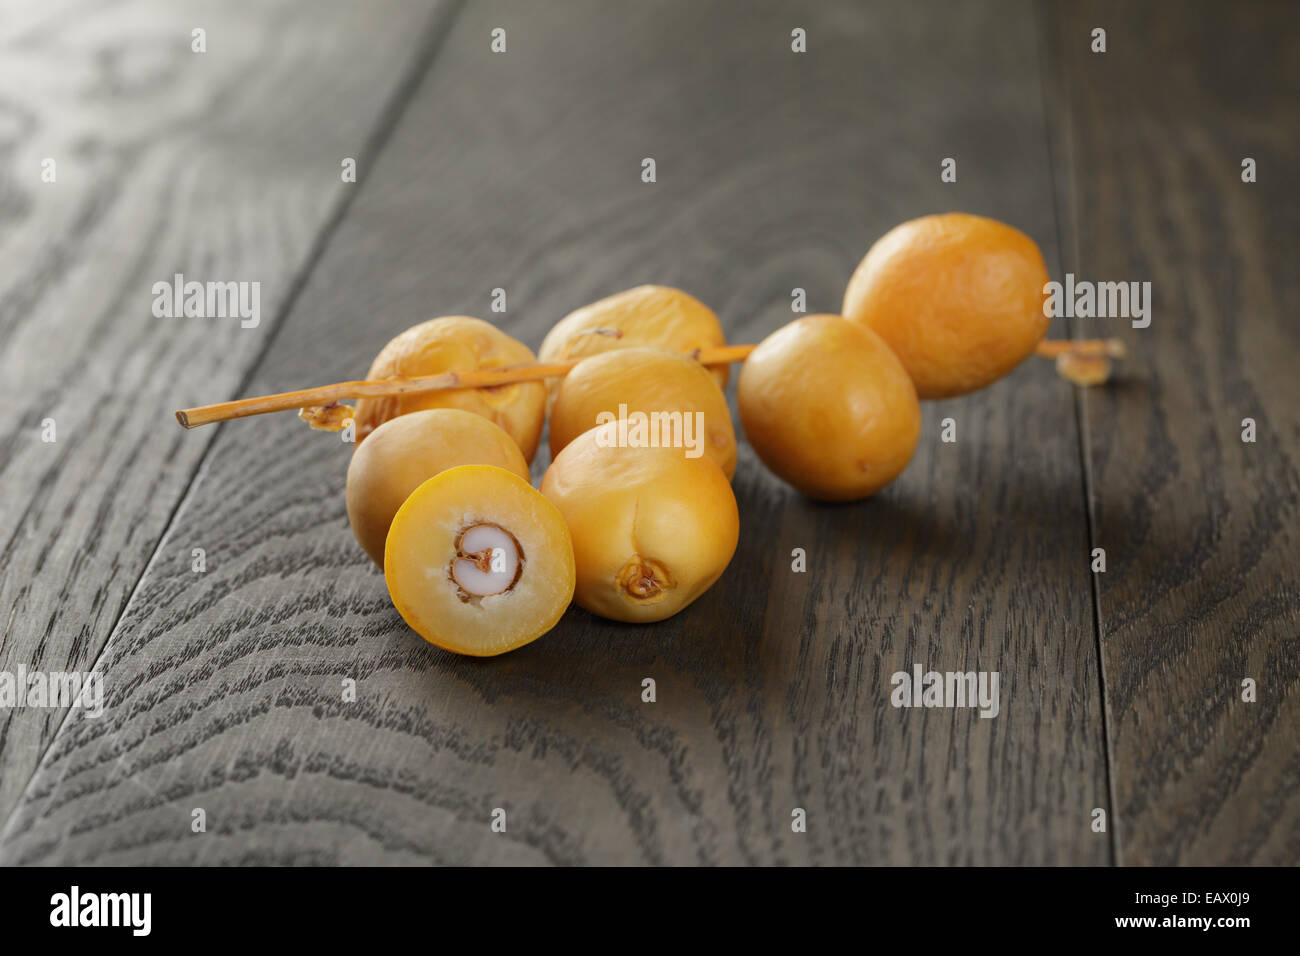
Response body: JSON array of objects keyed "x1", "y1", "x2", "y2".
[
  {"x1": 0, "y1": 0, "x2": 454, "y2": 823},
  {"x1": 1045, "y1": 0, "x2": 1300, "y2": 864},
  {"x1": 1, "y1": 0, "x2": 1108, "y2": 864}
]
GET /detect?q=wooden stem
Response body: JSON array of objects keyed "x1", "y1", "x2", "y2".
[
  {"x1": 174, "y1": 346, "x2": 754, "y2": 428},
  {"x1": 1034, "y1": 337, "x2": 1126, "y2": 359},
  {"x1": 173, "y1": 339, "x2": 1120, "y2": 429}
]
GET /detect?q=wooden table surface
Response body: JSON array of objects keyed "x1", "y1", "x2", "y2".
[{"x1": 0, "y1": 0, "x2": 1295, "y2": 865}]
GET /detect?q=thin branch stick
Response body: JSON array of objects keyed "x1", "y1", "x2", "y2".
[
  {"x1": 174, "y1": 339, "x2": 1121, "y2": 429},
  {"x1": 1033, "y1": 337, "x2": 1126, "y2": 359},
  {"x1": 174, "y1": 346, "x2": 754, "y2": 429}
]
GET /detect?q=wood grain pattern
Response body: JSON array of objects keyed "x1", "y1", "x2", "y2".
[
  {"x1": 0, "y1": 0, "x2": 1111, "y2": 864},
  {"x1": 0, "y1": 0, "x2": 452, "y2": 823},
  {"x1": 1045, "y1": 0, "x2": 1300, "y2": 864}
]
